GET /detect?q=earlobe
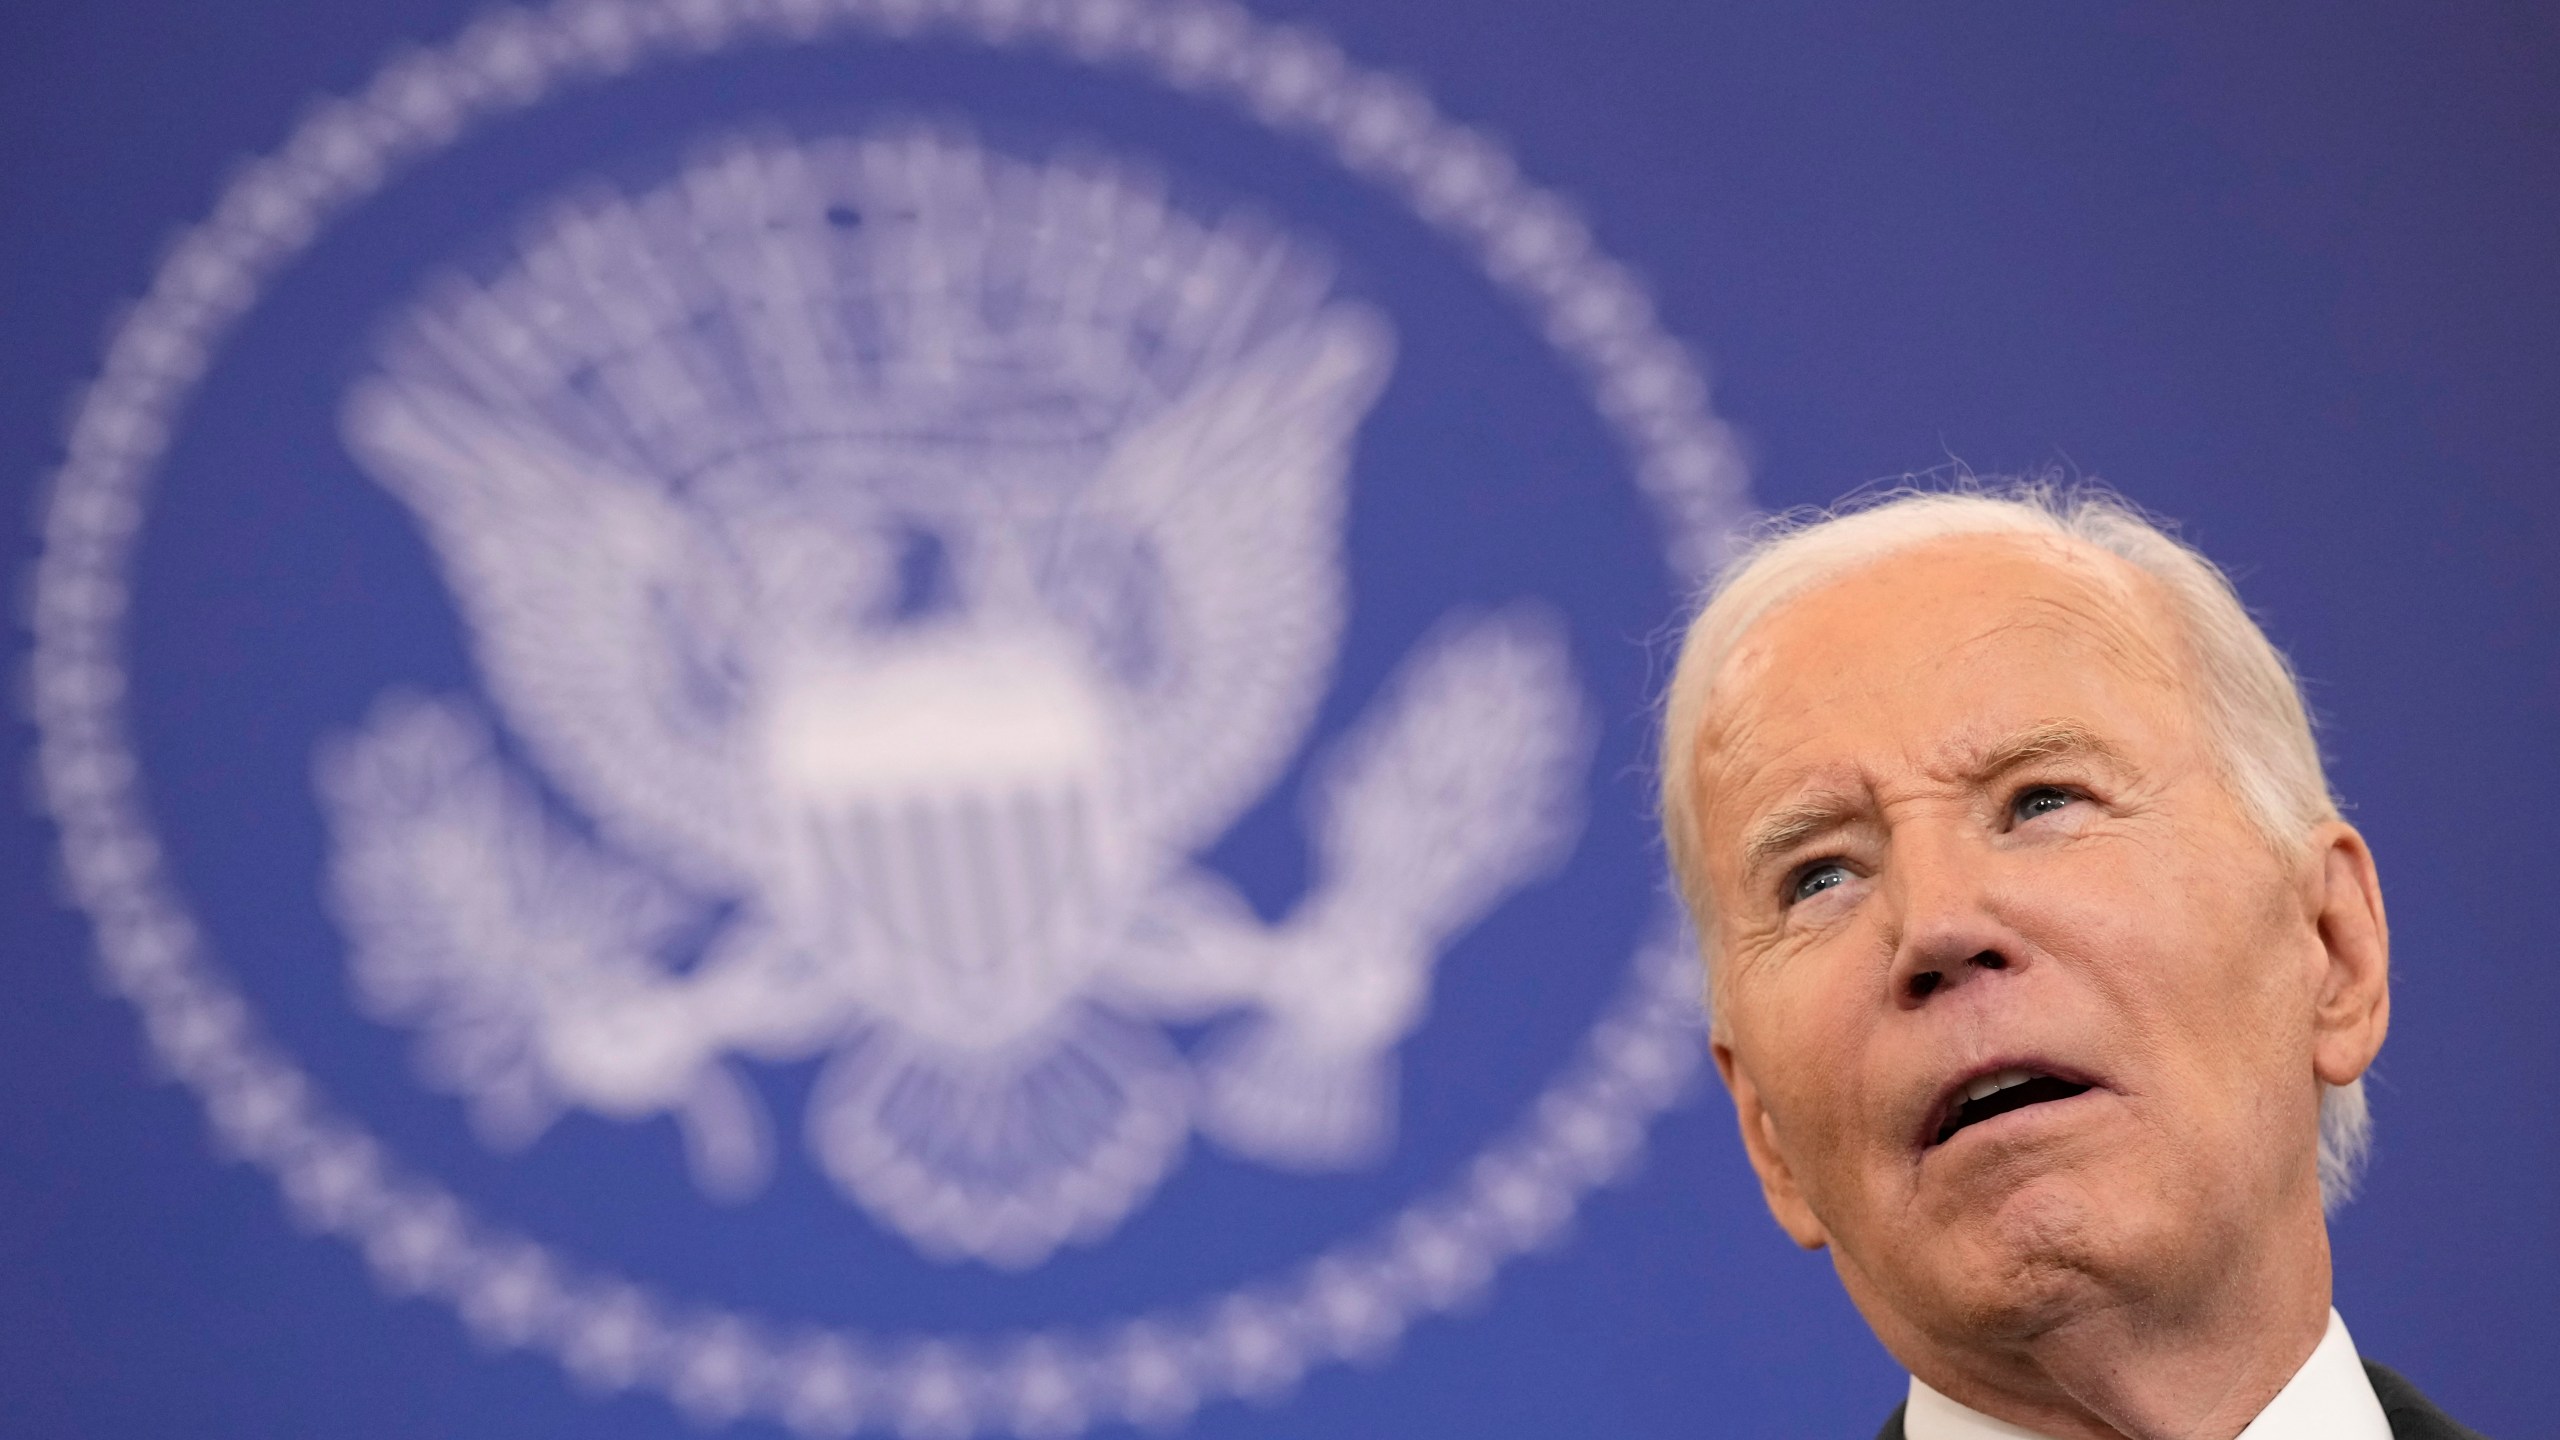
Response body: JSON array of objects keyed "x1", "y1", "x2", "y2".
[
  {"x1": 1713, "y1": 1040, "x2": 1832, "y2": 1250},
  {"x1": 2307, "y1": 823, "x2": 2390, "y2": 1086}
]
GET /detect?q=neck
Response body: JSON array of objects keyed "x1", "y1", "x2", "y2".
[{"x1": 1861, "y1": 1205, "x2": 2335, "y2": 1440}]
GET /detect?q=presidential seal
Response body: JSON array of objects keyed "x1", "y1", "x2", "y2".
[
  {"x1": 321, "y1": 126, "x2": 1587, "y2": 1267},
  {"x1": 29, "y1": 0, "x2": 1749, "y2": 1433}
]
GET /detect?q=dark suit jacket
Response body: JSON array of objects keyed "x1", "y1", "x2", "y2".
[{"x1": 1872, "y1": 1361, "x2": 2487, "y2": 1439}]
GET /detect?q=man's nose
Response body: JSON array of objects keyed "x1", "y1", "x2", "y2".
[{"x1": 1882, "y1": 831, "x2": 2020, "y2": 1009}]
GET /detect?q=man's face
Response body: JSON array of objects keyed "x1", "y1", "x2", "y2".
[{"x1": 1687, "y1": 535, "x2": 2381, "y2": 1355}]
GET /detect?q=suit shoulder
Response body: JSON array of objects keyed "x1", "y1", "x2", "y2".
[{"x1": 2364, "y1": 1359, "x2": 2492, "y2": 1440}]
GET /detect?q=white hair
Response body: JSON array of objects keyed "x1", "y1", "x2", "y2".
[{"x1": 1657, "y1": 481, "x2": 2372, "y2": 1208}]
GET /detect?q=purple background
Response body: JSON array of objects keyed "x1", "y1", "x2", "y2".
[{"x1": 4, "y1": 3, "x2": 2554, "y2": 1437}]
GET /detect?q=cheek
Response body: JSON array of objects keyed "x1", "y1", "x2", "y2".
[
  {"x1": 2175, "y1": 870, "x2": 2325, "y2": 1079},
  {"x1": 2015, "y1": 833, "x2": 2316, "y2": 1090},
  {"x1": 2017, "y1": 847, "x2": 2164, "y2": 969},
  {"x1": 1733, "y1": 942, "x2": 1894, "y2": 1177}
]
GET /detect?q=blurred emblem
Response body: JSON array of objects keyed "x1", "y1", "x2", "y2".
[
  {"x1": 34, "y1": 0, "x2": 1744, "y2": 1430},
  {"x1": 318, "y1": 129, "x2": 1590, "y2": 1267}
]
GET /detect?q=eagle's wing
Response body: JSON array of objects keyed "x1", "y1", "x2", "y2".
[
  {"x1": 342, "y1": 376, "x2": 768, "y2": 889},
  {"x1": 1078, "y1": 305, "x2": 1395, "y2": 851},
  {"x1": 318, "y1": 693, "x2": 776, "y2": 1201}
]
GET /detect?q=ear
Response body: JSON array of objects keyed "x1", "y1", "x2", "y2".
[
  {"x1": 1711, "y1": 1038, "x2": 1831, "y2": 1250},
  {"x1": 2303, "y1": 821, "x2": 2390, "y2": 1087}
]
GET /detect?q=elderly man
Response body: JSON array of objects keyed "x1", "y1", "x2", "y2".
[{"x1": 1656, "y1": 487, "x2": 2485, "y2": 1440}]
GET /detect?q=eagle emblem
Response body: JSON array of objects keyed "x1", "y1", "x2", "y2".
[{"x1": 318, "y1": 126, "x2": 1591, "y2": 1268}]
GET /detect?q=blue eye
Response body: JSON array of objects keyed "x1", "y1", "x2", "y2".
[
  {"x1": 2012, "y1": 786, "x2": 2076, "y2": 822},
  {"x1": 1787, "y1": 861, "x2": 1851, "y2": 906}
]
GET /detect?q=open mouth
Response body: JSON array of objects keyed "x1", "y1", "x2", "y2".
[{"x1": 1930, "y1": 1067, "x2": 2093, "y2": 1146}]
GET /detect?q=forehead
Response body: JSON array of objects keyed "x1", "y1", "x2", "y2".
[{"x1": 1694, "y1": 534, "x2": 2193, "y2": 816}]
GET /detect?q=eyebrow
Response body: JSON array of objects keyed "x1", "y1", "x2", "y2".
[
  {"x1": 1734, "y1": 720, "x2": 2130, "y2": 877},
  {"x1": 1973, "y1": 719, "x2": 2129, "y2": 779},
  {"x1": 1740, "y1": 790, "x2": 1867, "y2": 877}
]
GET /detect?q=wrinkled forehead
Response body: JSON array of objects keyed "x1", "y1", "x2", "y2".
[{"x1": 1691, "y1": 533, "x2": 2195, "y2": 819}]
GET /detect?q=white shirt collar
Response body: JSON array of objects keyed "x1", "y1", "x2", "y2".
[{"x1": 1903, "y1": 1308, "x2": 2391, "y2": 1440}]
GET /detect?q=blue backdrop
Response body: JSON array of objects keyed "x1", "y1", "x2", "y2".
[{"x1": 3, "y1": 4, "x2": 2552, "y2": 1438}]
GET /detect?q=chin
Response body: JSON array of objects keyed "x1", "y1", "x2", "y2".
[{"x1": 1915, "y1": 1170, "x2": 2154, "y2": 1343}]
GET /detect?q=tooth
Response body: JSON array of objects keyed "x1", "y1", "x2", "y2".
[
  {"x1": 1965, "y1": 1076, "x2": 1999, "y2": 1102},
  {"x1": 1994, "y1": 1068, "x2": 2031, "y2": 1092}
]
